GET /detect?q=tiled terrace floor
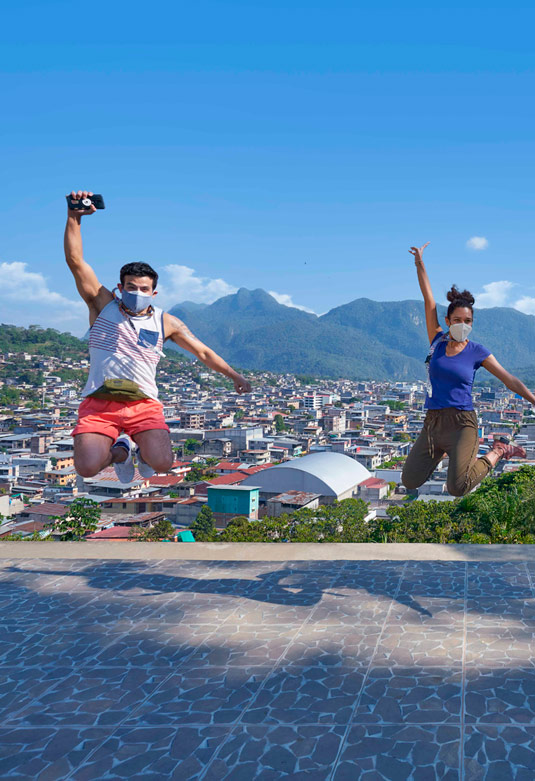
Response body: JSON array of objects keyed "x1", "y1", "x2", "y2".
[{"x1": 2, "y1": 554, "x2": 535, "y2": 779}]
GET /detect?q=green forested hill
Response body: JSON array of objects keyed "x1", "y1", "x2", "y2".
[
  {"x1": 170, "y1": 289, "x2": 535, "y2": 382},
  {"x1": 323, "y1": 298, "x2": 535, "y2": 378},
  {"x1": 169, "y1": 288, "x2": 423, "y2": 380},
  {"x1": 4, "y1": 289, "x2": 535, "y2": 383},
  {"x1": 0, "y1": 324, "x2": 188, "y2": 368},
  {"x1": 0, "y1": 324, "x2": 89, "y2": 359}
]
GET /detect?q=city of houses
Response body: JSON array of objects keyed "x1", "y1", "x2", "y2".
[{"x1": 1, "y1": 346, "x2": 534, "y2": 540}]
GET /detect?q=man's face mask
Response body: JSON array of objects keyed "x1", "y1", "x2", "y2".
[
  {"x1": 120, "y1": 288, "x2": 153, "y2": 314},
  {"x1": 449, "y1": 322, "x2": 472, "y2": 342}
]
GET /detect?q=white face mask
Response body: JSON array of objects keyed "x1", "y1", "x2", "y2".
[{"x1": 449, "y1": 322, "x2": 472, "y2": 342}]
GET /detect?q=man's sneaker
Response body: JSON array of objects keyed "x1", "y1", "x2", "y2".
[
  {"x1": 493, "y1": 438, "x2": 526, "y2": 460},
  {"x1": 135, "y1": 447, "x2": 155, "y2": 479},
  {"x1": 112, "y1": 437, "x2": 135, "y2": 483}
]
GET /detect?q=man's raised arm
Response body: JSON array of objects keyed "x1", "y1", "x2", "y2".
[{"x1": 64, "y1": 189, "x2": 112, "y2": 320}]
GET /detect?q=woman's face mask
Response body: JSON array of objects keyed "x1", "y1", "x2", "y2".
[{"x1": 449, "y1": 322, "x2": 472, "y2": 342}]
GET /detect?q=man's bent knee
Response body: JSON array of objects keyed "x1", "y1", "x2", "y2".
[
  {"x1": 146, "y1": 453, "x2": 173, "y2": 474},
  {"x1": 75, "y1": 459, "x2": 104, "y2": 478},
  {"x1": 74, "y1": 434, "x2": 113, "y2": 478}
]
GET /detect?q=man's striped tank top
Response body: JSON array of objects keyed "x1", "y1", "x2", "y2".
[{"x1": 82, "y1": 299, "x2": 165, "y2": 401}]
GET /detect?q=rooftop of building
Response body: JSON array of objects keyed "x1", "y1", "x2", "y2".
[
  {"x1": 101, "y1": 496, "x2": 182, "y2": 505},
  {"x1": 241, "y1": 451, "x2": 371, "y2": 496},
  {"x1": 147, "y1": 475, "x2": 184, "y2": 487},
  {"x1": 268, "y1": 490, "x2": 321, "y2": 504},
  {"x1": 360, "y1": 477, "x2": 389, "y2": 487},
  {"x1": 201, "y1": 471, "x2": 244, "y2": 484},
  {"x1": 18, "y1": 501, "x2": 68, "y2": 517},
  {"x1": 85, "y1": 525, "x2": 136, "y2": 540},
  {"x1": 206, "y1": 484, "x2": 261, "y2": 492}
]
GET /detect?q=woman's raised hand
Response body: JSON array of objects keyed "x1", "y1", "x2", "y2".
[{"x1": 409, "y1": 242, "x2": 430, "y2": 264}]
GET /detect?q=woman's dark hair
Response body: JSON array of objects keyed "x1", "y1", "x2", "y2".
[
  {"x1": 446, "y1": 284, "x2": 474, "y2": 319},
  {"x1": 120, "y1": 262, "x2": 158, "y2": 290}
]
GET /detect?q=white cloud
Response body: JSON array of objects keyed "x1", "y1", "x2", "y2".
[
  {"x1": 156, "y1": 264, "x2": 237, "y2": 308},
  {"x1": 1, "y1": 261, "x2": 87, "y2": 334},
  {"x1": 268, "y1": 290, "x2": 317, "y2": 314},
  {"x1": 0, "y1": 259, "x2": 318, "y2": 336},
  {"x1": 476, "y1": 280, "x2": 516, "y2": 308},
  {"x1": 475, "y1": 280, "x2": 535, "y2": 316},
  {"x1": 156, "y1": 264, "x2": 317, "y2": 314},
  {"x1": 466, "y1": 236, "x2": 489, "y2": 251},
  {"x1": 513, "y1": 296, "x2": 535, "y2": 315}
]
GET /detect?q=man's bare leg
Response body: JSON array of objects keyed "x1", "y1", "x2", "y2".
[
  {"x1": 74, "y1": 433, "x2": 128, "y2": 478},
  {"x1": 132, "y1": 429, "x2": 174, "y2": 474}
]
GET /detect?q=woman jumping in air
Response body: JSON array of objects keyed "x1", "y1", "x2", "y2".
[{"x1": 402, "y1": 242, "x2": 535, "y2": 497}]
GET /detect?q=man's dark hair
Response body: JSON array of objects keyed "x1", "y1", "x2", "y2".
[{"x1": 120, "y1": 262, "x2": 159, "y2": 290}]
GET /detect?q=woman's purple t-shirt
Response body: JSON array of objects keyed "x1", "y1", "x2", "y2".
[{"x1": 425, "y1": 331, "x2": 491, "y2": 411}]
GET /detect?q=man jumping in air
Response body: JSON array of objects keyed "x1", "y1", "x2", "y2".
[{"x1": 65, "y1": 189, "x2": 251, "y2": 483}]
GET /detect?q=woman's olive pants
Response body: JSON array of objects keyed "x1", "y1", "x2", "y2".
[{"x1": 402, "y1": 408, "x2": 493, "y2": 497}]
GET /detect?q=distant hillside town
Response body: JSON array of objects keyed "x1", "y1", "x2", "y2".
[{"x1": 1, "y1": 325, "x2": 534, "y2": 541}]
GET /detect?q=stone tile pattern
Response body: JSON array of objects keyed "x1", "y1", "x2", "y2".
[{"x1": 2, "y1": 558, "x2": 535, "y2": 778}]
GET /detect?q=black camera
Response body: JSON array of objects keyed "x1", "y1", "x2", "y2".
[{"x1": 66, "y1": 194, "x2": 106, "y2": 210}]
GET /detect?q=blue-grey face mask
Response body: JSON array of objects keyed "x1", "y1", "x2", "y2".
[{"x1": 120, "y1": 288, "x2": 153, "y2": 314}]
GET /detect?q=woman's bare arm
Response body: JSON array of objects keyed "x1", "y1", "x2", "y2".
[
  {"x1": 482, "y1": 355, "x2": 535, "y2": 405},
  {"x1": 409, "y1": 242, "x2": 442, "y2": 344}
]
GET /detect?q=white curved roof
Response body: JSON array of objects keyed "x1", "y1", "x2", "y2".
[{"x1": 241, "y1": 452, "x2": 371, "y2": 498}]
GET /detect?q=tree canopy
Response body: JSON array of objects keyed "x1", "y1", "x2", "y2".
[{"x1": 53, "y1": 498, "x2": 101, "y2": 541}]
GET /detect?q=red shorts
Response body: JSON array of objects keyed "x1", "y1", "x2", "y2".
[{"x1": 72, "y1": 397, "x2": 170, "y2": 441}]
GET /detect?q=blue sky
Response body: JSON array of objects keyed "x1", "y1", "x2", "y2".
[{"x1": 2, "y1": 0, "x2": 535, "y2": 333}]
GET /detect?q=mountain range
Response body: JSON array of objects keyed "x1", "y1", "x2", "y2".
[
  {"x1": 168, "y1": 288, "x2": 535, "y2": 382},
  {"x1": 3, "y1": 289, "x2": 533, "y2": 383}
]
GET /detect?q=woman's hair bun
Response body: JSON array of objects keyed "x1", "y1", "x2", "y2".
[{"x1": 446, "y1": 285, "x2": 475, "y2": 306}]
